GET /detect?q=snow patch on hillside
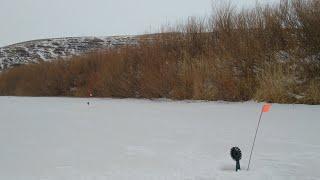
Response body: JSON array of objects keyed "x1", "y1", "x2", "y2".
[{"x1": 0, "y1": 36, "x2": 138, "y2": 71}]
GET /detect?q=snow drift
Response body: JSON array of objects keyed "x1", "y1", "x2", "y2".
[{"x1": 0, "y1": 97, "x2": 319, "y2": 180}]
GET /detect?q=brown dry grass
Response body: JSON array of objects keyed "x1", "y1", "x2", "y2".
[{"x1": 0, "y1": 0, "x2": 319, "y2": 104}]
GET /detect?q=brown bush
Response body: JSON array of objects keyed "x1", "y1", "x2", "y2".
[
  {"x1": 0, "y1": 0, "x2": 319, "y2": 104},
  {"x1": 254, "y1": 63, "x2": 298, "y2": 103},
  {"x1": 303, "y1": 79, "x2": 320, "y2": 104}
]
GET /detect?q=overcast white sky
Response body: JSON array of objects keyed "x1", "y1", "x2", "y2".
[{"x1": 0, "y1": 0, "x2": 278, "y2": 47}]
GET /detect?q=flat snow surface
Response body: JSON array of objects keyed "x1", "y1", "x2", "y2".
[{"x1": 0, "y1": 97, "x2": 319, "y2": 180}]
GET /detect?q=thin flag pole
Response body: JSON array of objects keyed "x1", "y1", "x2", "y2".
[{"x1": 247, "y1": 108, "x2": 264, "y2": 171}]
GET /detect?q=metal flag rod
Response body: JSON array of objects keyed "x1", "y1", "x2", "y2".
[{"x1": 247, "y1": 109, "x2": 264, "y2": 171}]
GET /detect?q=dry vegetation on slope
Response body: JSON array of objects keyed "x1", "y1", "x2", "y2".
[{"x1": 0, "y1": 0, "x2": 319, "y2": 104}]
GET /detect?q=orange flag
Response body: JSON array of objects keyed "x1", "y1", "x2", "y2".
[{"x1": 262, "y1": 104, "x2": 271, "y2": 112}]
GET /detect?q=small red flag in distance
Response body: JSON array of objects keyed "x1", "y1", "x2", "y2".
[
  {"x1": 88, "y1": 90, "x2": 93, "y2": 97},
  {"x1": 262, "y1": 104, "x2": 271, "y2": 112}
]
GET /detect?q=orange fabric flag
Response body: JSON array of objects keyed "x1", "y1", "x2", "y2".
[{"x1": 262, "y1": 104, "x2": 271, "y2": 112}]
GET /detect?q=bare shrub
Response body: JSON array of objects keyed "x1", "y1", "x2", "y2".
[
  {"x1": 254, "y1": 63, "x2": 298, "y2": 103},
  {"x1": 303, "y1": 79, "x2": 320, "y2": 104},
  {"x1": 0, "y1": 0, "x2": 319, "y2": 104}
]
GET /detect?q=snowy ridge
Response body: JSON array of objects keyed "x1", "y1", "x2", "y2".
[{"x1": 0, "y1": 36, "x2": 138, "y2": 71}]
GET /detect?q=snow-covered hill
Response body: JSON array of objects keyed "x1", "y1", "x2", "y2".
[
  {"x1": 0, "y1": 36, "x2": 138, "y2": 71},
  {"x1": 0, "y1": 97, "x2": 319, "y2": 180}
]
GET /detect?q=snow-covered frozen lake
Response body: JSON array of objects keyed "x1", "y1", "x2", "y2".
[{"x1": 0, "y1": 97, "x2": 319, "y2": 180}]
